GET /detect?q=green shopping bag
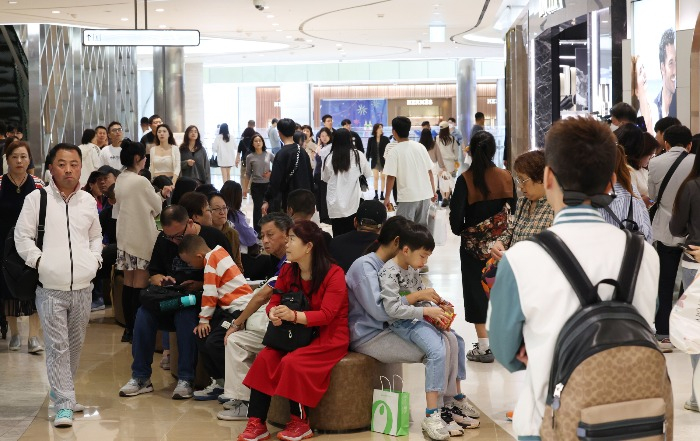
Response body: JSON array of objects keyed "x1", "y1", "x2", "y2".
[{"x1": 371, "y1": 375, "x2": 410, "y2": 436}]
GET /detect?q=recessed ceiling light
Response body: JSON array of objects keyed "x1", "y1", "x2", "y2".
[
  {"x1": 275, "y1": 29, "x2": 282, "y2": 32},
  {"x1": 8, "y1": 1, "x2": 18, "y2": 4},
  {"x1": 158, "y1": 24, "x2": 167, "y2": 28},
  {"x1": 433, "y1": 12, "x2": 439, "y2": 15},
  {"x1": 121, "y1": 17, "x2": 128, "y2": 21},
  {"x1": 285, "y1": 35, "x2": 292, "y2": 39},
  {"x1": 52, "y1": 10, "x2": 60, "y2": 14},
  {"x1": 266, "y1": 14, "x2": 274, "y2": 18},
  {"x1": 155, "y1": 8, "x2": 164, "y2": 12},
  {"x1": 336, "y1": 43, "x2": 342, "y2": 47},
  {"x1": 272, "y1": 23, "x2": 279, "y2": 26},
  {"x1": 305, "y1": 39, "x2": 312, "y2": 43}
]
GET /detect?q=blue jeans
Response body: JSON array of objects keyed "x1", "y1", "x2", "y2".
[
  {"x1": 131, "y1": 306, "x2": 199, "y2": 381},
  {"x1": 450, "y1": 330, "x2": 467, "y2": 381},
  {"x1": 682, "y1": 267, "x2": 700, "y2": 404},
  {"x1": 391, "y1": 319, "x2": 446, "y2": 392}
]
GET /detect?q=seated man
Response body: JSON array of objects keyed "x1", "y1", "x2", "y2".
[
  {"x1": 217, "y1": 213, "x2": 293, "y2": 420},
  {"x1": 118, "y1": 205, "x2": 231, "y2": 400},
  {"x1": 329, "y1": 200, "x2": 386, "y2": 272},
  {"x1": 286, "y1": 188, "x2": 332, "y2": 246},
  {"x1": 487, "y1": 117, "x2": 660, "y2": 438},
  {"x1": 177, "y1": 235, "x2": 253, "y2": 401}
]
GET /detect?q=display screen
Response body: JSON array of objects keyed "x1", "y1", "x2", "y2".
[
  {"x1": 319, "y1": 99, "x2": 388, "y2": 129},
  {"x1": 631, "y1": 0, "x2": 677, "y2": 133}
]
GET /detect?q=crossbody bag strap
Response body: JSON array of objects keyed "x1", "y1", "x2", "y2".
[
  {"x1": 529, "y1": 230, "x2": 600, "y2": 306},
  {"x1": 614, "y1": 230, "x2": 645, "y2": 304},
  {"x1": 36, "y1": 188, "x2": 47, "y2": 250},
  {"x1": 656, "y1": 151, "x2": 688, "y2": 207}
]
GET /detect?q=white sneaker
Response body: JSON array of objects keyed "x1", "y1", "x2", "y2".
[
  {"x1": 119, "y1": 378, "x2": 154, "y2": 397},
  {"x1": 421, "y1": 412, "x2": 451, "y2": 441},
  {"x1": 172, "y1": 380, "x2": 193, "y2": 400},
  {"x1": 217, "y1": 400, "x2": 249, "y2": 420},
  {"x1": 466, "y1": 343, "x2": 495, "y2": 363},
  {"x1": 193, "y1": 378, "x2": 224, "y2": 401},
  {"x1": 449, "y1": 398, "x2": 480, "y2": 418},
  {"x1": 53, "y1": 409, "x2": 73, "y2": 428}
]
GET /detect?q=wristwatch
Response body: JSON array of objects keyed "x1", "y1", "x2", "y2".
[{"x1": 221, "y1": 321, "x2": 241, "y2": 331}]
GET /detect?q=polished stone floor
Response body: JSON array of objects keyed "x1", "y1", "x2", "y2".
[{"x1": 1, "y1": 171, "x2": 698, "y2": 440}]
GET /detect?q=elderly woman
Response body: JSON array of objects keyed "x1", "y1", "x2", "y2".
[
  {"x1": 490, "y1": 150, "x2": 554, "y2": 259},
  {"x1": 0, "y1": 141, "x2": 44, "y2": 352},
  {"x1": 238, "y1": 220, "x2": 348, "y2": 441}
]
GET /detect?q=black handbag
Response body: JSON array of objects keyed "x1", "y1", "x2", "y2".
[
  {"x1": 262, "y1": 288, "x2": 317, "y2": 352},
  {"x1": 139, "y1": 284, "x2": 202, "y2": 315},
  {"x1": 210, "y1": 155, "x2": 219, "y2": 168},
  {"x1": 2, "y1": 188, "x2": 46, "y2": 301},
  {"x1": 355, "y1": 150, "x2": 369, "y2": 192}
]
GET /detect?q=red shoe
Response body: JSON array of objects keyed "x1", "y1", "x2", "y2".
[
  {"x1": 277, "y1": 415, "x2": 313, "y2": 441},
  {"x1": 238, "y1": 417, "x2": 270, "y2": 441}
]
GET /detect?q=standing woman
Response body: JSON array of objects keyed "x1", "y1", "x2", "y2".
[
  {"x1": 617, "y1": 123, "x2": 657, "y2": 207},
  {"x1": 180, "y1": 125, "x2": 210, "y2": 185},
  {"x1": 420, "y1": 127, "x2": 447, "y2": 189},
  {"x1": 151, "y1": 124, "x2": 181, "y2": 184},
  {"x1": 0, "y1": 141, "x2": 44, "y2": 352},
  {"x1": 301, "y1": 125, "x2": 317, "y2": 172},
  {"x1": 238, "y1": 220, "x2": 348, "y2": 441},
  {"x1": 314, "y1": 127, "x2": 333, "y2": 224},
  {"x1": 236, "y1": 127, "x2": 256, "y2": 198},
  {"x1": 246, "y1": 133, "x2": 274, "y2": 234},
  {"x1": 322, "y1": 128, "x2": 372, "y2": 236},
  {"x1": 366, "y1": 123, "x2": 390, "y2": 201},
  {"x1": 449, "y1": 131, "x2": 515, "y2": 363},
  {"x1": 78, "y1": 129, "x2": 102, "y2": 187},
  {"x1": 436, "y1": 121, "x2": 459, "y2": 175},
  {"x1": 114, "y1": 140, "x2": 172, "y2": 343},
  {"x1": 213, "y1": 123, "x2": 235, "y2": 182}
]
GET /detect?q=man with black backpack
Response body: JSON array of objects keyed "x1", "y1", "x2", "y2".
[{"x1": 487, "y1": 117, "x2": 665, "y2": 439}]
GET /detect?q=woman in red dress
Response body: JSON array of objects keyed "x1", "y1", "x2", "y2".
[{"x1": 238, "y1": 220, "x2": 349, "y2": 441}]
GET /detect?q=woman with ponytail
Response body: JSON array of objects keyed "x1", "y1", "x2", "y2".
[{"x1": 449, "y1": 130, "x2": 515, "y2": 363}]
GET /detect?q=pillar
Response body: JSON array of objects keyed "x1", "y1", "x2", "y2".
[
  {"x1": 505, "y1": 25, "x2": 530, "y2": 168},
  {"x1": 153, "y1": 47, "x2": 185, "y2": 132},
  {"x1": 456, "y1": 58, "x2": 476, "y2": 173}
]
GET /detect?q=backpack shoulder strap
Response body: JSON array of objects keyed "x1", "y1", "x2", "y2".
[
  {"x1": 36, "y1": 188, "x2": 47, "y2": 250},
  {"x1": 614, "y1": 230, "x2": 645, "y2": 304},
  {"x1": 529, "y1": 230, "x2": 601, "y2": 306}
]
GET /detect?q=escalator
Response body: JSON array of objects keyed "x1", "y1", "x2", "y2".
[{"x1": 0, "y1": 25, "x2": 28, "y2": 133}]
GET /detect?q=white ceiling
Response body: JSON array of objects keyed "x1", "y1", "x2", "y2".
[{"x1": 0, "y1": 0, "x2": 526, "y2": 66}]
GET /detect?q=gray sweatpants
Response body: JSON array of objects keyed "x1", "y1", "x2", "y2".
[
  {"x1": 35, "y1": 286, "x2": 92, "y2": 411},
  {"x1": 397, "y1": 198, "x2": 431, "y2": 226}
]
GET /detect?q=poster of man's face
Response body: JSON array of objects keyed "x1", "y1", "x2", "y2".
[{"x1": 658, "y1": 28, "x2": 677, "y2": 118}]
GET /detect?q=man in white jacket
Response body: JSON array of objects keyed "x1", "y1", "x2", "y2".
[{"x1": 15, "y1": 143, "x2": 103, "y2": 428}]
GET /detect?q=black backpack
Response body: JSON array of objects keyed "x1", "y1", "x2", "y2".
[
  {"x1": 529, "y1": 229, "x2": 673, "y2": 440},
  {"x1": 2, "y1": 187, "x2": 47, "y2": 301}
]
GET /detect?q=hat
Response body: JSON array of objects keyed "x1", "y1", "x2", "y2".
[
  {"x1": 439, "y1": 121, "x2": 449, "y2": 129},
  {"x1": 356, "y1": 200, "x2": 387, "y2": 226}
]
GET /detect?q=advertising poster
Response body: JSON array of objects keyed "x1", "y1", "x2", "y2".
[
  {"x1": 631, "y1": 0, "x2": 676, "y2": 134},
  {"x1": 319, "y1": 99, "x2": 388, "y2": 129}
]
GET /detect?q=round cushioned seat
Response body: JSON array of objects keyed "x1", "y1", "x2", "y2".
[{"x1": 268, "y1": 352, "x2": 380, "y2": 432}]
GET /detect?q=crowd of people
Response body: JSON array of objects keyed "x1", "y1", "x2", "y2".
[{"x1": 1, "y1": 105, "x2": 698, "y2": 440}]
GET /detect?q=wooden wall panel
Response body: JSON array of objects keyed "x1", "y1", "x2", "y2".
[{"x1": 256, "y1": 86, "x2": 280, "y2": 131}]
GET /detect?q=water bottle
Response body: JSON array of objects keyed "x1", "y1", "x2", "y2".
[{"x1": 159, "y1": 294, "x2": 197, "y2": 312}]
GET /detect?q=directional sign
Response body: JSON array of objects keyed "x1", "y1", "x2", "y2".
[{"x1": 82, "y1": 29, "x2": 200, "y2": 46}]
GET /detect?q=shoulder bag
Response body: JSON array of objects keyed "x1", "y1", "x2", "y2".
[
  {"x1": 460, "y1": 202, "x2": 511, "y2": 261},
  {"x1": 2, "y1": 188, "x2": 47, "y2": 301},
  {"x1": 649, "y1": 151, "x2": 688, "y2": 222},
  {"x1": 355, "y1": 150, "x2": 369, "y2": 192},
  {"x1": 262, "y1": 288, "x2": 318, "y2": 352}
]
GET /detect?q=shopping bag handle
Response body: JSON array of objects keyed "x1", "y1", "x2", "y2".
[
  {"x1": 392, "y1": 374, "x2": 405, "y2": 392},
  {"x1": 379, "y1": 375, "x2": 390, "y2": 391}
]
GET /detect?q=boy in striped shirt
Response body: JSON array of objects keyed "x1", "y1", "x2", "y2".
[{"x1": 178, "y1": 235, "x2": 253, "y2": 400}]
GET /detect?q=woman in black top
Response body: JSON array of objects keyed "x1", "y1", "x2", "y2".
[
  {"x1": 0, "y1": 141, "x2": 45, "y2": 353},
  {"x1": 365, "y1": 123, "x2": 389, "y2": 201}
]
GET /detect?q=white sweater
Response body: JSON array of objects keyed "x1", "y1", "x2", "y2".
[
  {"x1": 113, "y1": 170, "x2": 164, "y2": 261},
  {"x1": 15, "y1": 179, "x2": 103, "y2": 291}
]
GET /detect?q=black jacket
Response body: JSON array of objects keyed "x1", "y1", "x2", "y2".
[
  {"x1": 264, "y1": 144, "x2": 314, "y2": 212},
  {"x1": 366, "y1": 135, "x2": 390, "y2": 169}
]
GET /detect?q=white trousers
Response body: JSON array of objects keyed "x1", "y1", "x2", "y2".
[
  {"x1": 223, "y1": 329, "x2": 265, "y2": 401},
  {"x1": 35, "y1": 286, "x2": 92, "y2": 410}
]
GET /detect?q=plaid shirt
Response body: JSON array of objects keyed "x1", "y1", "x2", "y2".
[{"x1": 499, "y1": 196, "x2": 554, "y2": 247}]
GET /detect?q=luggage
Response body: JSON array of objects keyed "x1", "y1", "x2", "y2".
[{"x1": 529, "y1": 230, "x2": 673, "y2": 440}]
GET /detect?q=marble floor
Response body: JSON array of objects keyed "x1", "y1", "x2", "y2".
[{"x1": 1, "y1": 171, "x2": 699, "y2": 440}]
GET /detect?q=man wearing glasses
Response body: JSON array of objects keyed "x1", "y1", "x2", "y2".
[
  {"x1": 100, "y1": 121, "x2": 125, "y2": 170},
  {"x1": 119, "y1": 204, "x2": 231, "y2": 400}
]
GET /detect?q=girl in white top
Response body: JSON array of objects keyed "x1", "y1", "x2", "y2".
[
  {"x1": 213, "y1": 123, "x2": 235, "y2": 182},
  {"x1": 114, "y1": 140, "x2": 173, "y2": 339},
  {"x1": 78, "y1": 128, "x2": 102, "y2": 186},
  {"x1": 150, "y1": 124, "x2": 181, "y2": 183},
  {"x1": 436, "y1": 122, "x2": 459, "y2": 174},
  {"x1": 321, "y1": 128, "x2": 372, "y2": 237}
]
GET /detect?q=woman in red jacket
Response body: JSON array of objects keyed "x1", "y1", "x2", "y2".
[{"x1": 238, "y1": 220, "x2": 349, "y2": 441}]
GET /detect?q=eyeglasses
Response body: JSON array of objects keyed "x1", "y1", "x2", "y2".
[
  {"x1": 211, "y1": 206, "x2": 229, "y2": 213},
  {"x1": 110, "y1": 128, "x2": 123, "y2": 133},
  {"x1": 163, "y1": 224, "x2": 187, "y2": 241},
  {"x1": 515, "y1": 176, "x2": 532, "y2": 187}
]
